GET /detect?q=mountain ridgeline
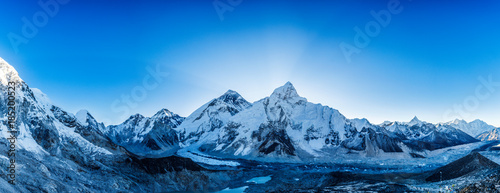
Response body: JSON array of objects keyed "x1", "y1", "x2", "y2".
[
  {"x1": 106, "y1": 82, "x2": 495, "y2": 160},
  {"x1": 1, "y1": 57, "x2": 500, "y2": 192}
]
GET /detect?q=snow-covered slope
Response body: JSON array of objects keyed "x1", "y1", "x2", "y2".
[
  {"x1": 0, "y1": 58, "x2": 142, "y2": 192},
  {"x1": 175, "y1": 90, "x2": 251, "y2": 146},
  {"x1": 0, "y1": 58, "x2": 112, "y2": 158},
  {"x1": 0, "y1": 58, "x2": 22, "y2": 85},
  {"x1": 105, "y1": 108, "x2": 184, "y2": 157},
  {"x1": 476, "y1": 128, "x2": 500, "y2": 141}
]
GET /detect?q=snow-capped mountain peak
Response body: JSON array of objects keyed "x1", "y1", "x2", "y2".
[
  {"x1": 450, "y1": 118, "x2": 467, "y2": 125},
  {"x1": 152, "y1": 108, "x2": 175, "y2": 118},
  {"x1": 0, "y1": 57, "x2": 23, "y2": 85},
  {"x1": 216, "y1": 89, "x2": 251, "y2": 110},
  {"x1": 221, "y1": 89, "x2": 239, "y2": 98},
  {"x1": 380, "y1": 121, "x2": 393, "y2": 126},
  {"x1": 270, "y1": 81, "x2": 301, "y2": 100},
  {"x1": 408, "y1": 116, "x2": 424, "y2": 126}
]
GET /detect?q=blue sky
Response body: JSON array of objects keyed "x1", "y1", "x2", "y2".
[{"x1": 1, "y1": 0, "x2": 499, "y2": 126}]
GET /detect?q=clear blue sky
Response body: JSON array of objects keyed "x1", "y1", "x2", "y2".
[{"x1": 1, "y1": 0, "x2": 499, "y2": 126}]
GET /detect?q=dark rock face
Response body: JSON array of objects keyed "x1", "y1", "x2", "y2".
[
  {"x1": 251, "y1": 120, "x2": 296, "y2": 156},
  {"x1": 364, "y1": 127, "x2": 403, "y2": 152},
  {"x1": 217, "y1": 122, "x2": 240, "y2": 147},
  {"x1": 409, "y1": 153, "x2": 426, "y2": 158},
  {"x1": 31, "y1": 119, "x2": 60, "y2": 154},
  {"x1": 51, "y1": 106, "x2": 78, "y2": 128},
  {"x1": 132, "y1": 156, "x2": 206, "y2": 174},
  {"x1": 426, "y1": 152, "x2": 500, "y2": 182},
  {"x1": 340, "y1": 127, "x2": 403, "y2": 152},
  {"x1": 142, "y1": 126, "x2": 179, "y2": 150},
  {"x1": 259, "y1": 129, "x2": 295, "y2": 156}
]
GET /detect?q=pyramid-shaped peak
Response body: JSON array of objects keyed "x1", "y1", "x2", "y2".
[
  {"x1": 223, "y1": 89, "x2": 239, "y2": 95},
  {"x1": 218, "y1": 89, "x2": 243, "y2": 100},
  {"x1": 270, "y1": 81, "x2": 300, "y2": 100},
  {"x1": 153, "y1": 108, "x2": 175, "y2": 118},
  {"x1": 216, "y1": 89, "x2": 250, "y2": 107},
  {"x1": 0, "y1": 57, "x2": 23, "y2": 85},
  {"x1": 408, "y1": 116, "x2": 424, "y2": 126}
]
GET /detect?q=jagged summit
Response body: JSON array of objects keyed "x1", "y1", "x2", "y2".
[
  {"x1": 449, "y1": 118, "x2": 467, "y2": 125},
  {"x1": 125, "y1": 114, "x2": 146, "y2": 122},
  {"x1": 218, "y1": 89, "x2": 245, "y2": 102},
  {"x1": 152, "y1": 108, "x2": 175, "y2": 118},
  {"x1": 0, "y1": 57, "x2": 23, "y2": 85},
  {"x1": 223, "y1": 89, "x2": 238, "y2": 96},
  {"x1": 408, "y1": 116, "x2": 424, "y2": 126},
  {"x1": 270, "y1": 81, "x2": 300, "y2": 100},
  {"x1": 206, "y1": 89, "x2": 252, "y2": 112}
]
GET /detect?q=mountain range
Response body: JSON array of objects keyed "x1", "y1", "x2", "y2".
[
  {"x1": 110, "y1": 81, "x2": 498, "y2": 161},
  {"x1": 0, "y1": 57, "x2": 499, "y2": 192}
]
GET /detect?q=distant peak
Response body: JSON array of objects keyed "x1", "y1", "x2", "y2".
[
  {"x1": 471, "y1": 119, "x2": 485, "y2": 123},
  {"x1": 128, "y1": 114, "x2": 145, "y2": 120},
  {"x1": 217, "y1": 89, "x2": 248, "y2": 105},
  {"x1": 218, "y1": 89, "x2": 242, "y2": 100},
  {"x1": 0, "y1": 57, "x2": 23, "y2": 85},
  {"x1": 450, "y1": 118, "x2": 466, "y2": 125},
  {"x1": 270, "y1": 81, "x2": 300, "y2": 100},
  {"x1": 223, "y1": 89, "x2": 238, "y2": 95},
  {"x1": 408, "y1": 116, "x2": 424, "y2": 126},
  {"x1": 153, "y1": 108, "x2": 174, "y2": 118},
  {"x1": 381, "y1": 121, "x2": 393, "y2": 125}
]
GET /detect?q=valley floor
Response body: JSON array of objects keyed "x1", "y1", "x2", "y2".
[{"x1": 197, "y1": 141, "x2": 500, "y2": 193}]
